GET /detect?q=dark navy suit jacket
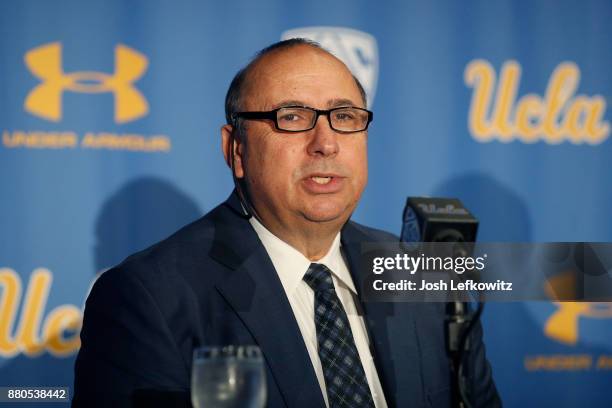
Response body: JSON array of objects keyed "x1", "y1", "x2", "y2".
[{"x1": 73, "y1": 192, "x2": 501, "y2": 407}]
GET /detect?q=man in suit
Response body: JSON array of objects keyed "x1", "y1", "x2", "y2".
[{"x1": 73, "y1": 39, "x2": 500, "y2": 407}]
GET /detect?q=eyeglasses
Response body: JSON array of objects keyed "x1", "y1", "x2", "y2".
[{"x1": 231, "y1": 106, "x2": 373, "y2": 133}]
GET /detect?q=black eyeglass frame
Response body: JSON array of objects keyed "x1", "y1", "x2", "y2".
[{"x1": 231, "y1": 106, "x2": 373, "y2": 133}]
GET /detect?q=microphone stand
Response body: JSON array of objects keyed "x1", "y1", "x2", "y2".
[
  {"x1": 446, "y1": 298, "x2": 484, "y2": 408},
  {"x1": 447, "y1": 301, "x2": 468, "y2": 408}
]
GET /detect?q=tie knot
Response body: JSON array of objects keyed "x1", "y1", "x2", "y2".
[{"x1": 304, "y1": 263, "x2": 335, "y2": 292}]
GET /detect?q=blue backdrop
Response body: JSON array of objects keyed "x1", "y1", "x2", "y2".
[{"x1": 1, "y1": 1, "x2": 611, "y2": 406}]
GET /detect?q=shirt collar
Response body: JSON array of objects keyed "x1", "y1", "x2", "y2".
[{"x1": 249, "y1": 217, "x2": 357, "y2": 295}]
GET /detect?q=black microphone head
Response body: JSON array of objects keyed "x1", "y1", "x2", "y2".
[{"x1": 401, "y1": 197, "x2": 479, "y2": 243}]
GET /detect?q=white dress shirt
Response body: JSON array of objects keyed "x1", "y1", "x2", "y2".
[{"x1": 250, "y1": 217, "x2": 388, "y2": 408}]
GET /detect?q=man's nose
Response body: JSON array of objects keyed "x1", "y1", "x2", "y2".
[{"x1": 306, "y1": 114, "x2": 339, "y2": 157}]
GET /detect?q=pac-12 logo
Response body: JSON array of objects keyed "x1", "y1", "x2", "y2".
[
  {"x1": 24, "y1": 42, "x2": 149, "y2": 124},
  {"x1": 281, "y1": 27, "x2": 379, "y2": 107}
]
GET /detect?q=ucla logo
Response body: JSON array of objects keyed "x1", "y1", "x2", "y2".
[
  {"x1": 281, "y1": 27, "x2": 379, "y2": 107},
  {"x1": 465, "y1": 60, "x2": 609, "y2": 144},
  {"x1": 24, "y1": 42, "x2": 149, "y2": 124},
  {"x1": 0, "y1": 268, "x2": 82, "y2": 357}
]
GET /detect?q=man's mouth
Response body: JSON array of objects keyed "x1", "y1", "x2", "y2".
[{"x1": 310, "y1": 176, "x2": 333, "y2": 185}]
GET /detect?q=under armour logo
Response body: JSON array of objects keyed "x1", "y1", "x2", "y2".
[
  {"x1": 545, "y1": 302, "x2": 612, "y2": 345},
  {"x1": 24, "y1": 42, "x2": 149, "y2": 123}
]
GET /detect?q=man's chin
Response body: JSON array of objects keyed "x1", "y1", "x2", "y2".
[
  {"x1": 301, "y1": 205, "x2": 351, "y2": 225},
  {"x1": 303, "y1": 214, "x2": 344, "y2": 224}
]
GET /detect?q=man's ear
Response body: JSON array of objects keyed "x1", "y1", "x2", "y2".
[{"x1": 221, "y1": 124, "x2": 244, "y2": 179}]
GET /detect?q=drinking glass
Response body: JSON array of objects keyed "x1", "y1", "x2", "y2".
[{"x1": 191, "y1": 345, "x2": 266, "y2": 408}]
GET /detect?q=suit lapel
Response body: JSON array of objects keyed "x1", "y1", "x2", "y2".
[{"x1": 210, "y1": 192, "x2": 325, "y2": 408}]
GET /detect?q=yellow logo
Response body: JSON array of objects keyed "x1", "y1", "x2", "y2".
[
  {"x1": 24, "y1": 42, "x2": 149, "y2": 124},
  {"x1": 0, "y1": 268, "x2": 82, "y2": 357},
  {"x1": 524, "y1": 272, "x2": 612, "y2": 371},
  {"x1": 543, "y1": 272, "x2": 612, "y2": 345},
  {"x1": 464, "y1": 60, "x2": 609, "y2": 144},
  {"x1": 544, "y1": 302, "x2": 612, "y2": 345}
]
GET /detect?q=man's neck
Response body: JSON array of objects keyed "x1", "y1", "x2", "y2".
[{"x1": 254, "y1": 216, "x2": 343, "y2": 261}]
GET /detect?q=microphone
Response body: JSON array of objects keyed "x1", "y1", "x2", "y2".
[
  {"x1": 401, "y1": 196, "x2": 480, "y2": 278},
  {"x1": 400, "y1": 197, "x2": 481, "y2": 408},
  {"x1": 400, "y1": 196, "x2": 478, "y2": 244}
]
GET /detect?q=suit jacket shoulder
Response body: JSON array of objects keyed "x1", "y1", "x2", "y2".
[{"x1": 73, "y1": 198, "x2": 246, "y2": 407}]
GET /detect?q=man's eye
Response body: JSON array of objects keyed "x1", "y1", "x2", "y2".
[
  {"x1": 278, "y1": 109, "x2": 311, "y2": 124},
  {"x1": 279, "y1": 113, "x2": 300, "y2": 122},
  {"x1": 334, "y1": 111, "x2": 356, "y2": 121}
]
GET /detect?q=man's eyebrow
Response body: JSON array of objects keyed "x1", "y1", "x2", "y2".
[
  {"x1": 272, "y1": 98, "x2": 361, "y2": 110},
  {"x1": 327, "y1": 98, "x2": 359, "y2": 108},
  {"x1": 272, "y1": 100, "x2": 306, "y2": 109}
]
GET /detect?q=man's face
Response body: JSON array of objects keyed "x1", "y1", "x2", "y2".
[{"x1": 229, "y1": 46, "x2": 368, "y2": 235}]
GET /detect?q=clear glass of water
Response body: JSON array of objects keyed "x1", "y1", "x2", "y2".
[{"x1": 191, "y1": 345, "x2": 266, "y2": 408}]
